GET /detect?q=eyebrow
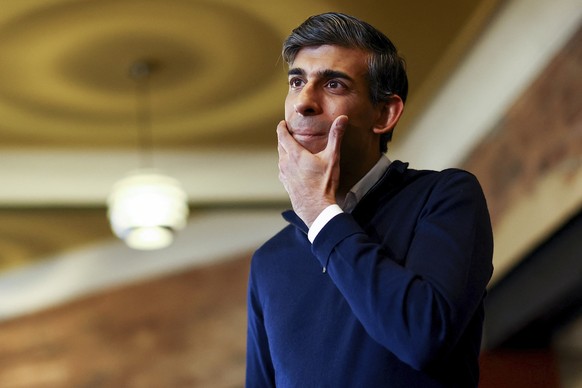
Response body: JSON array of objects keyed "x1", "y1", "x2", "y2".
[{"x1": 288, "y1": 68, "x2": 354, "y2": 82}]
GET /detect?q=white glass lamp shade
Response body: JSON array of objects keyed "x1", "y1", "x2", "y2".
[{"x1": 107, "y1": 170, "x2": 189, "y2": 250}]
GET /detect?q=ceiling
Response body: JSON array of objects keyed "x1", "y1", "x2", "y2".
[
  {"x1": 0, "y1": 0, "x2": 500, "y2": 273},
  {"x1": 0, "y1": 0, "x2": 494, "y2": 150}
]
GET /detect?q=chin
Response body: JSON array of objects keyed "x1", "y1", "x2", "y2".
[{"x1": 293, "y1": 136, "x2": 327, "y2": 154}]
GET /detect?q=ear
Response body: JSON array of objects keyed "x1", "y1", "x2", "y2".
[{"x1": 373, "y1": 95, "x2": 404, "y2": 135}]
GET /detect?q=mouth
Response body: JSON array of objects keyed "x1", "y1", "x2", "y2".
[
  {"x1": 288, "y1": 124, "x2": 328, "y2": 139},
  {"x1": 290, "y1": 132, "x2": 328, "y2": 150},
  {"x1": 286, "y1": 121, "x2": 330, "y2": 152},
  {"x1": 291, "y1": 131, "x2": 327, "y2": 141}
]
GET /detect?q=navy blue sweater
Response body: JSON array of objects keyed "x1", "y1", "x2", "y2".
[{"x1": 246, "y1": 161, "x2": 494, "y2": 387}]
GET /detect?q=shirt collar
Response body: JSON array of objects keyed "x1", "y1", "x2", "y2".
[{"x1": 342, "y1": 154, "x2": 392, "y2": 212}]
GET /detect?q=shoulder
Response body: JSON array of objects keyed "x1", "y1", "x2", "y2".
[
  {"x1": 384, "y1": 163, "x2": 490, "y2": 221},
  {"x1": 252, "y1": 225, "x2": 293, "y2": 261},
  {"x1": 399, "y1": 164, "x2": 485, "y2": 198},
  {"x1": 250, "y1": 223, "x2": 308, "y2": 274},
  {"x1": 402, "y1": 162, "x2": 479, "y2": 184},
  {"x1": 382, "y1": 160, "x2": 481, "y2": 189},
  {"x1": 431, "y1": 168, "x2": 486, "y2": 199},
  {"x1": 408, "y1": 167, "x2": 491, "y2": 232}
]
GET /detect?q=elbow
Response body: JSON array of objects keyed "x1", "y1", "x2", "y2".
[
  {"x1": 396, "y1": 297, "x2": 455, "y2": 371},
  {"x1": 397, "y1": 336, "x2": 447, "y2": 371}
]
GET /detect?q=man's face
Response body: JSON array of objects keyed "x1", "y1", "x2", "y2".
[{"x1": 284, "y1": 45, "x2": 383, "y2": 159}]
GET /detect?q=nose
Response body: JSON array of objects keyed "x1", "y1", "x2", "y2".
[{"x1": 293, "y1": 84, "x2": 322, "y2": 116}]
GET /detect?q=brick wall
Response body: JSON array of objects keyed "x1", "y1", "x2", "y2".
[{"x1": 0, "y1": 255, "x2": 251, "y2": 387}]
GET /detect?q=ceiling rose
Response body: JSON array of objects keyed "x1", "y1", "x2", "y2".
[{"x1": 0, "y1": 0, "x2": 284, "y2": 142}]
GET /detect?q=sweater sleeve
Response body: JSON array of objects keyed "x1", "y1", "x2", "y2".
[{"x1": 310, "y1": 170, "x2": 493, "y2": 371}]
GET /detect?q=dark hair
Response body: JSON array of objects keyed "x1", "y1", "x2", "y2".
[{"x1": 283, "y1": 13, "x2": 408, "y2": 151}]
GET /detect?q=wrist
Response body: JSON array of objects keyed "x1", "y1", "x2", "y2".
[
  {"x1": 299, "y1": 200, "x2": 336, "y2": 228},
  {"x1": 307, "y1": 204, "x2": 344, "y2": 243}
]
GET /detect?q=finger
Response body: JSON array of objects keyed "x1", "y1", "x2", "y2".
[
  {"x1": 277, "y1": 140, "x2": 286, "y2": 158},
  {"x1": 325, "y1": 115, "x2": 348, "y2": 155},
  {"x1": 276, "y1": 120, "x2": 295, "y2": 153},
  {"x1": 276, "y1": 121, "x2": 289, "y2": 175}
]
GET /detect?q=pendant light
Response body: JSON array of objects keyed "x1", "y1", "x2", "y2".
[{"x1": 107, "y1": 61, "x2": 189, "y2": 250}]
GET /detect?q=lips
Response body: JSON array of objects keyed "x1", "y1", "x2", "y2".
[
  {"x1": 291, "y1": 131, "x2": 326, "y2": 139},
  {"x1": 289, "y1": 131, "x2": 328, "y2": 154},
  {"x1": 288, "y1": 122, "x2": 328, "y2": 138},
  {"x1": 290, "y1": 131, "x2": 328, "y2": 150},
  {"x1": 286, "y1": 121, "x2": 330, "y2": 152}
]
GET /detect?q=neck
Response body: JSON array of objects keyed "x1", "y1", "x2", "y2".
[{"x1": 337, "y1": 153, "x2": 381, "y2": 202}]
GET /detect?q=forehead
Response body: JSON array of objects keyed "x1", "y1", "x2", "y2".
[{"x1": 289, "y1": 45, "x2": 370, "y2": 77}]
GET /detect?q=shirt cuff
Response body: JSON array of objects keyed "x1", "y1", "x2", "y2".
[{"x1": 307, "y1": 204, "x2": 344, "y2": 243}]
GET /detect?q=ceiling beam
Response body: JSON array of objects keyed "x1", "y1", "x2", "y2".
[{"x1": 0, "y1": 149, "x2": 287, "y2": 207}]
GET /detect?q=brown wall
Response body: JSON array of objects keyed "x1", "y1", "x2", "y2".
[
  {"x1": 462, "y1": 25, "x2": 582, "y2": 226},
  {"x1": 480, "y1": 349, "x2": 561, "y2": 388},
  {"x1": 468, "y1": 24, "x2": 582, "y2": 388},
  {"x1": 0, "y1": 255, "x2": 251, "y2": 387}
]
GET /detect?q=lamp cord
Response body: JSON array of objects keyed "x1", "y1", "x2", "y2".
[{"x1": 130, "y1": 61, "x2": 155, "y2": 170}]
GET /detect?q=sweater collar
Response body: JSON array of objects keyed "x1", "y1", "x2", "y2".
[
  {"x1": 342, "y1": 155, "x2": 392, "y2": 212},
  {"x1": 282, "y1": 209, "x2": 308, "y2": 233}
]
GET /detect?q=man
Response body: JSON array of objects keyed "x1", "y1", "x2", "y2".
[{"x1": 246, "y1": 12, "x2": 493, "y2": 387}]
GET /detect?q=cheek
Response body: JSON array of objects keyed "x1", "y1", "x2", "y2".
[
  {"x1": 341, "y1": 124, "x2": 375, "y2": 153},
  {"x1": 284, "y1": 98, "x2": 294, "y2": 119}
]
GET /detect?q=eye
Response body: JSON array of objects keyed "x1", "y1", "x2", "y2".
[
  {"x1": 289, "y1": 77, "x2": 304, "y2": 89},
  {"x1": 325, "y1": 80, "x2": 346, "y2": 91}
]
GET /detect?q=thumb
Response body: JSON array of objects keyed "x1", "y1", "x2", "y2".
[{"x1": 326, "y1": 115, "x2": 348, "y2": 155}]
